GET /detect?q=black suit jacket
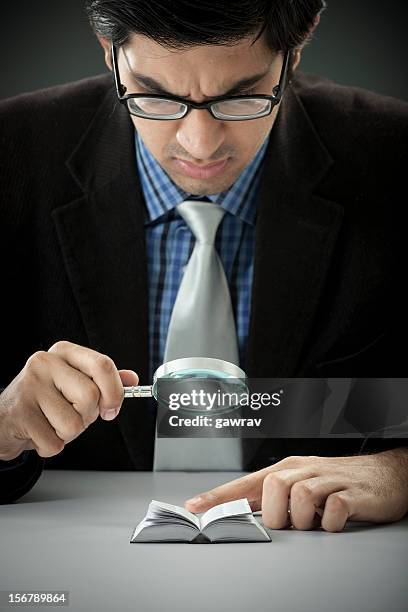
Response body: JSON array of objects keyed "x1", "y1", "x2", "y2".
[{"x1": 1, "y1": 70, "x2": 407, "y2": 502}]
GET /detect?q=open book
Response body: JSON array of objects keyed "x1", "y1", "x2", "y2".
[{"x1": 130, "y1": 498, "x2": 271, "y2": 543}]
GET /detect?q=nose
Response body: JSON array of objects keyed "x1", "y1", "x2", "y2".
[{"x1": 176, "y1": 108, "x2": 226, "y2": 162}]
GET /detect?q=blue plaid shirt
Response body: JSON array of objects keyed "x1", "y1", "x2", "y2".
[{"x1": 135, "y1": 131, "x2": 270, "y2": 380}]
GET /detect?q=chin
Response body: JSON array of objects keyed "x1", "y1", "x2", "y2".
[{"x1": 168, "y1": 169, "x2": 240, "y2": 196}]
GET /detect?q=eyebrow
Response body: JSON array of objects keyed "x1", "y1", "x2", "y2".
[{"x1": 126, "y1": 70, "x2": 271, "y2": 99}]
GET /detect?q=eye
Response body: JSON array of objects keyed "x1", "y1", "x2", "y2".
[{"x1": 237, "y1": 88, "x2": 257, "y2": 96}]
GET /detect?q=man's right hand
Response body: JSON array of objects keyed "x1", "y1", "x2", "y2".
[{"x1": 0, "y1": 341, "x2": 139, "y2": 461}]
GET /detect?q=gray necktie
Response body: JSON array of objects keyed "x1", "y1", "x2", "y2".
[{"x1": 153, "y1": 200, "x2": 243, "y2": 470}]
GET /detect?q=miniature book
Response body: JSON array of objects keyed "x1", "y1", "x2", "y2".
[{"x1": 130, "y1": 497, "x2": 271, "y2": 543}]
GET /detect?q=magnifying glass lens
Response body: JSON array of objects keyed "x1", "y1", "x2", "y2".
[
  {"x1": 153, "y1": 359, "x2": 248, "y2": 416},
  {"x1": 124, "y1": 357, "x2": 248, "y2": 415}
]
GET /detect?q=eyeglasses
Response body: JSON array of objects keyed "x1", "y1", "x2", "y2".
[{"x1": 111, "y1": 42, "x2": 292, "y2": 121}]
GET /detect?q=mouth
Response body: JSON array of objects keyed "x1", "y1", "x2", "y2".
[{"x1": 172, "y1": 157, "x2": 229, "y2": 179}]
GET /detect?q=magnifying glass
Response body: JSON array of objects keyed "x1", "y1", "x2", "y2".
[{"x1": 123, "y1": 357, "x2": 248, "y2": 416}]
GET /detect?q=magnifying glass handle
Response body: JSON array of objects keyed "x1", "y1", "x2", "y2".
[{"x1": 123, "y1": 385, "x2": 153, "y2": 398}]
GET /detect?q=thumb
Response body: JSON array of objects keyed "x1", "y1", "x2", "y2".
[{"x1": 118, "y1": 369, "x2": 139, "y2": 387}]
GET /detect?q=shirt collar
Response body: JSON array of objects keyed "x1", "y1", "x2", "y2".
[{"x1": 135, "y1": 130, "x2": 270, "y2": 227}]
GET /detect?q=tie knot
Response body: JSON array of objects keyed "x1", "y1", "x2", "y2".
[{"x1": 176, "y1": 200, "x2": 225, "y2": 245}]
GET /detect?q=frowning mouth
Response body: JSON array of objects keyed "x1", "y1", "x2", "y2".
[{"x1": 172, "y1": 158, "x2": 229, "y2": 179}]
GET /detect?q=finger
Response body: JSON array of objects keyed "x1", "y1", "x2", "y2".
[
  {"x1": 184, "y1": 455, "x2": 317, "y2": 512},
  {"x1": 52, "y1": 363, "x2": 138, "y2": 424},
  {"x1": 261, "y1": 467, "x2": 318, "y2": 529},
  {"x1": 185, "y1": 471, "x2": 265, "y2": 513},
  {"x1": 118, "y1": 370, "x2": 139, "y2": 386},
  {"x1": 48, "y1": 341, "x2": 124, "y2": 417},
  {"x1": 321, "y1": 490, "x2": 353, "y2": 532},
  {"x1": 37, "y1": 386, "x2": 90, "y2": 443},
  {"x1": 248, "y1": 499, "x2": 261, "y2": 512},
  {"x1": 20, "y1": 404, "x2": 65, "y2": 458},
  {"x1": 46, "y1": 355, "x2": 101, "y2": 425},
  {"x1": 289, "y1": 476, "x2": 348, "y2": 530}
]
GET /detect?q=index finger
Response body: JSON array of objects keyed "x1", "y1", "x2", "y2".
[
  {"x1": 184, "y1": 470, "x2": 267, "y2": 513},
  {"x1": 48, "y1": 341, "x2": 124, "y2": 417},
  {"x1": 184, "y1": 455, "x2": 317, "y2": 512}
]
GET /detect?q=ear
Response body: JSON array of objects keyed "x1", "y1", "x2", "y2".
[
  {"x1": 291, "y1": 49, "x2": 302, "y2": 72},
  {"x1": 291, "y1": 13, "x2": 321, "y2": 73},
  {"x1": 96, "y1": 34, "x2": 113, "y2": 71}
]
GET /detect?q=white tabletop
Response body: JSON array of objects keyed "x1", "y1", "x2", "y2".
[{"x1": 0, "y1": 470, "x2": 407, "y2": 612}]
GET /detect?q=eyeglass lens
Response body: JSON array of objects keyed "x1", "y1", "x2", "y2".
[{"x1": 126, "y1": 96, "x2": 272, "y2": 119}]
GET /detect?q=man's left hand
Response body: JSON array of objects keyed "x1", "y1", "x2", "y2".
[{"x1": 184, "y1": 448, "x2": 408, "y2": 532}]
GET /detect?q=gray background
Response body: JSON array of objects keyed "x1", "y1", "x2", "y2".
[
  {"x1": 1, "y1": 471, "x2": 407, "y2": 612},
  {"x1": 1, "y1": 0, "x2": 407, "y2": 101}
]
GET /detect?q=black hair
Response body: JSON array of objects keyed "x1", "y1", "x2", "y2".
[{"x1": 85, "y1": 0, "x2": 326, "y2": 52}]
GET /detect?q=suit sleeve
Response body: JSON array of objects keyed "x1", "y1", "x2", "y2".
[{"x1": 0, "y1": 450, "x2": 44, "y2": 504}]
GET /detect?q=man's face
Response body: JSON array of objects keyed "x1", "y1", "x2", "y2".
[{"x1": 107, "y1": 33, "x2": 286, "y2": 195}]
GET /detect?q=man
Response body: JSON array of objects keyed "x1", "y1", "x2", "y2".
[{"x1": 0, "y1": 0, "x2": 407, "y2": 532}]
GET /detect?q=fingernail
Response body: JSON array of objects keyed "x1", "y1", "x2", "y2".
[
  {"x1": 186, "y1": 496, "x2": 202, "y2": 506},
  {"x1": 104, "y1": 409, "x2": 117, "y2": 421}
]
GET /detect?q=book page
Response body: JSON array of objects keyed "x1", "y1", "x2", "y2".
[
  {"x1": 200, "y1": 498, "x2": 252, "y2": 529},
  {"x1": 203, "y1": 514, "x2": 271, "y2": 542},
  {"x1": 149, "y1": 500, "x2": 200, "y2": 529}
]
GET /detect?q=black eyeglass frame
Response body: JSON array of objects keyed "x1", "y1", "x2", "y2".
[{"x1": 111, "y1": 42, "x2": 292, "y2": 121}]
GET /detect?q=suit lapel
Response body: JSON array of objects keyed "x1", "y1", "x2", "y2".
[
  {"x1": 242, "y1": 84, "x2": 344, "y2": 468},
  {"x1": 52, "y1": 87, "x2": 154, "y2": 468},
  {"x1": 245, "y1": 83, "x2": 344, "y2": 378}
]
